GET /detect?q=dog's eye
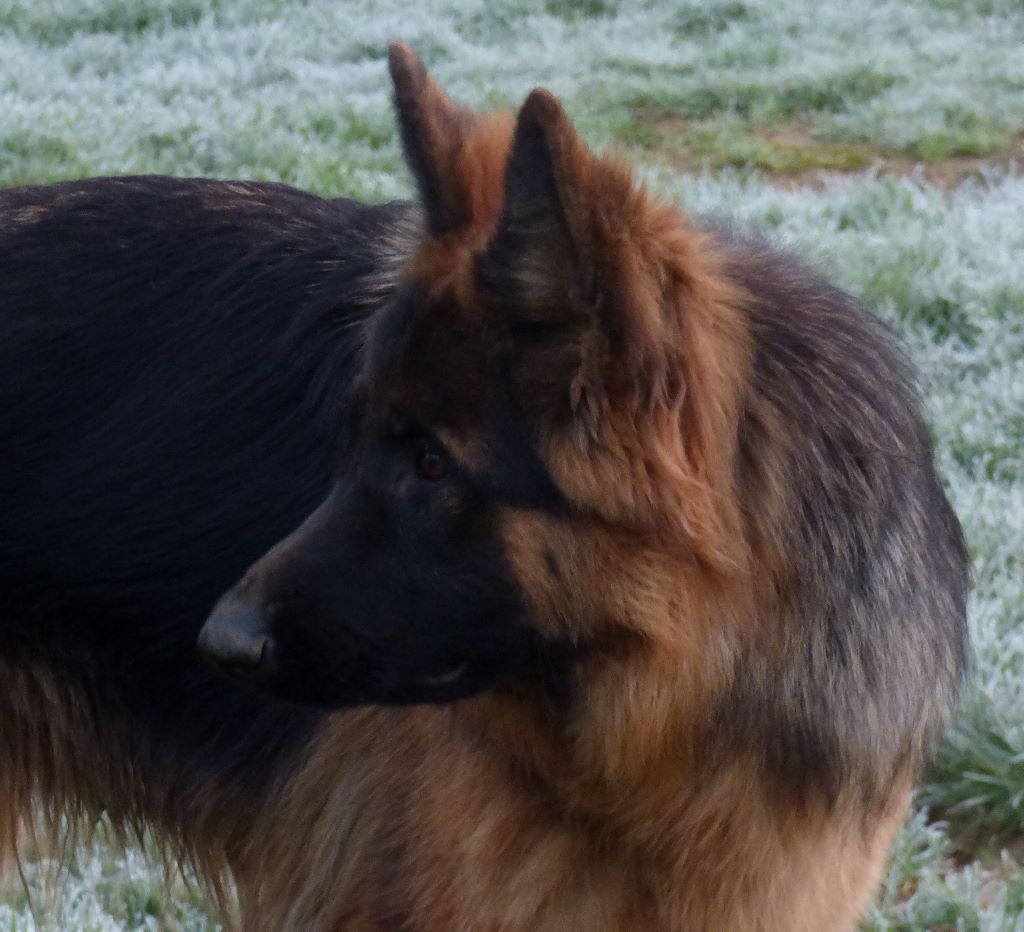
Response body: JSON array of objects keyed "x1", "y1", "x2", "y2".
[
  {"x1": 415, "y1": 445, "x2": 449, "y2": 482},
  {"x1": 387, "y1": 412, "x2": 412, "y2": 439}
]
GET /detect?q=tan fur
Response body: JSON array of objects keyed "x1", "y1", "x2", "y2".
[
  {"x1": 1, "y1": 666, "x2": 907, "y2": 931},
  {"x1": 223, "y1": 52, "x2": 911, "y2": 930},
  {"x1": 1, "y1": 46, "x2": 953, "y2": 932},
  {"x1": 389, "y1": 42, "x2": 514, "y2": 247},
  {"x1": 0, "y1": 657, "x2": 249, "y2": 915},
  {"x1": 223, "y1": 700, "x2": 910, "y2": 931}
]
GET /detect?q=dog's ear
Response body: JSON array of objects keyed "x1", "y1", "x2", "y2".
[
  {"x1": 478, "y1": 89, "x2": 618, "y2": 423},
  {"x1": 481, "y1": 89, "x2": 591, "y2": 318},
  {"x1": 481, "y1": 89, "x2": 750, "y2": 563},
  {"x1": 388, "y1": 42, "x2": 483, "y2": 236}
]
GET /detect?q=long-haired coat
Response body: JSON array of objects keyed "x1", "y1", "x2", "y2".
[{"x1": 0, "y1": 44, "x2": 967, "y2": 930}]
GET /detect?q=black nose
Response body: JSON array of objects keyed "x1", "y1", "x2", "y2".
[{"x1": 198, "y1": 597, "x2": 273, "y2": 679}]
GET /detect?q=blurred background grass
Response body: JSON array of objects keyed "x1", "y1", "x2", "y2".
[{"x1": 1, "y1": 1, "x2": 1022, "y2": 928}]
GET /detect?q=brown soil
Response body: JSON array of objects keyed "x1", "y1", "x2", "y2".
[
  {"x1": 628, "y1": 112, "x2": 1024, "y2": 191},
  {"x1": 774, "y1": 151, "x2": 1022, "y2": 192}
]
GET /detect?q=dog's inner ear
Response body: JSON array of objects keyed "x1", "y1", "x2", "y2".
[
  {"x1": 388, "y1": 42, "x2": 511, "y2": 237},
  {"x1": 478, "y1": 90, "x2": 602, "y2": 421},
  {"x1": 483, "y1": 91, "x2": 589, "y2": 314}
]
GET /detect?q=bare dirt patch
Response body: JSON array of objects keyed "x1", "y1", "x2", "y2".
[{"x1": 623, "y1": 111, "x2": 1024, "y2": 191}]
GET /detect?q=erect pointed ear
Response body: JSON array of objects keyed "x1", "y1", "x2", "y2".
[
  {"x1": 481, "y1": 90, "x2": 751, "y2": 564},
  {"x1": 478, "y1": 89, "x2": 605, "y2": 420},
  {"x1": 482, "y1": 88, "x2": 594, "y2": 316},
  {"x1": 388, "y1": 42, "x2": 479, "y2": 235}
]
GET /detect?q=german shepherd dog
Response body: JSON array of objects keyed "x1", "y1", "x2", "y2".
[{"x1": 0, "y1": 44, "x2": 968, "y2": 930}]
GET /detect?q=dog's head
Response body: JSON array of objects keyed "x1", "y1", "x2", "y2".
[{"x1": 198, "y1": 44, "x2": 751, "y2": 708}]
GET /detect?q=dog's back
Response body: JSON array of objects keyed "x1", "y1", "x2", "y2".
[
  {"x1": 0, "y1": 175, "x2": 415, "y2": 880},
  {"x1": 0, "y1": 49, "x2": 969, "y2": 932}
]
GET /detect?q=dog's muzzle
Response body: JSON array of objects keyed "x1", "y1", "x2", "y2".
[{"x1": 198, "y1": 596, "x2": 275, "y2": 681}]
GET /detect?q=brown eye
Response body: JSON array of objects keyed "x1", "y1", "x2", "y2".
[{"x1": 415, "y1": 446, "x2": 449, "y2": 482}]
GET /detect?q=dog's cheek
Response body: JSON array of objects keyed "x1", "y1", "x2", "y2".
[{"x1": 497, "y1": 509, "x2": 612, "y2": 644}]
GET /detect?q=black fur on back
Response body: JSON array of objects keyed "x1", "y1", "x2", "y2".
[{"x1": 0, "y1": 176, "x2": 418, "y2": 861}]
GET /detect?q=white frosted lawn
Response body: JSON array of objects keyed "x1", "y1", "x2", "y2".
[{"x1": 1, "y1": 0, "x2": 1022, "y2": 927}]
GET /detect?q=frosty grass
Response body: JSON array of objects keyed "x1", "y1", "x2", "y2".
[{"x1": 1, "y1": 0, "x2": 1022, "y2": 928}]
